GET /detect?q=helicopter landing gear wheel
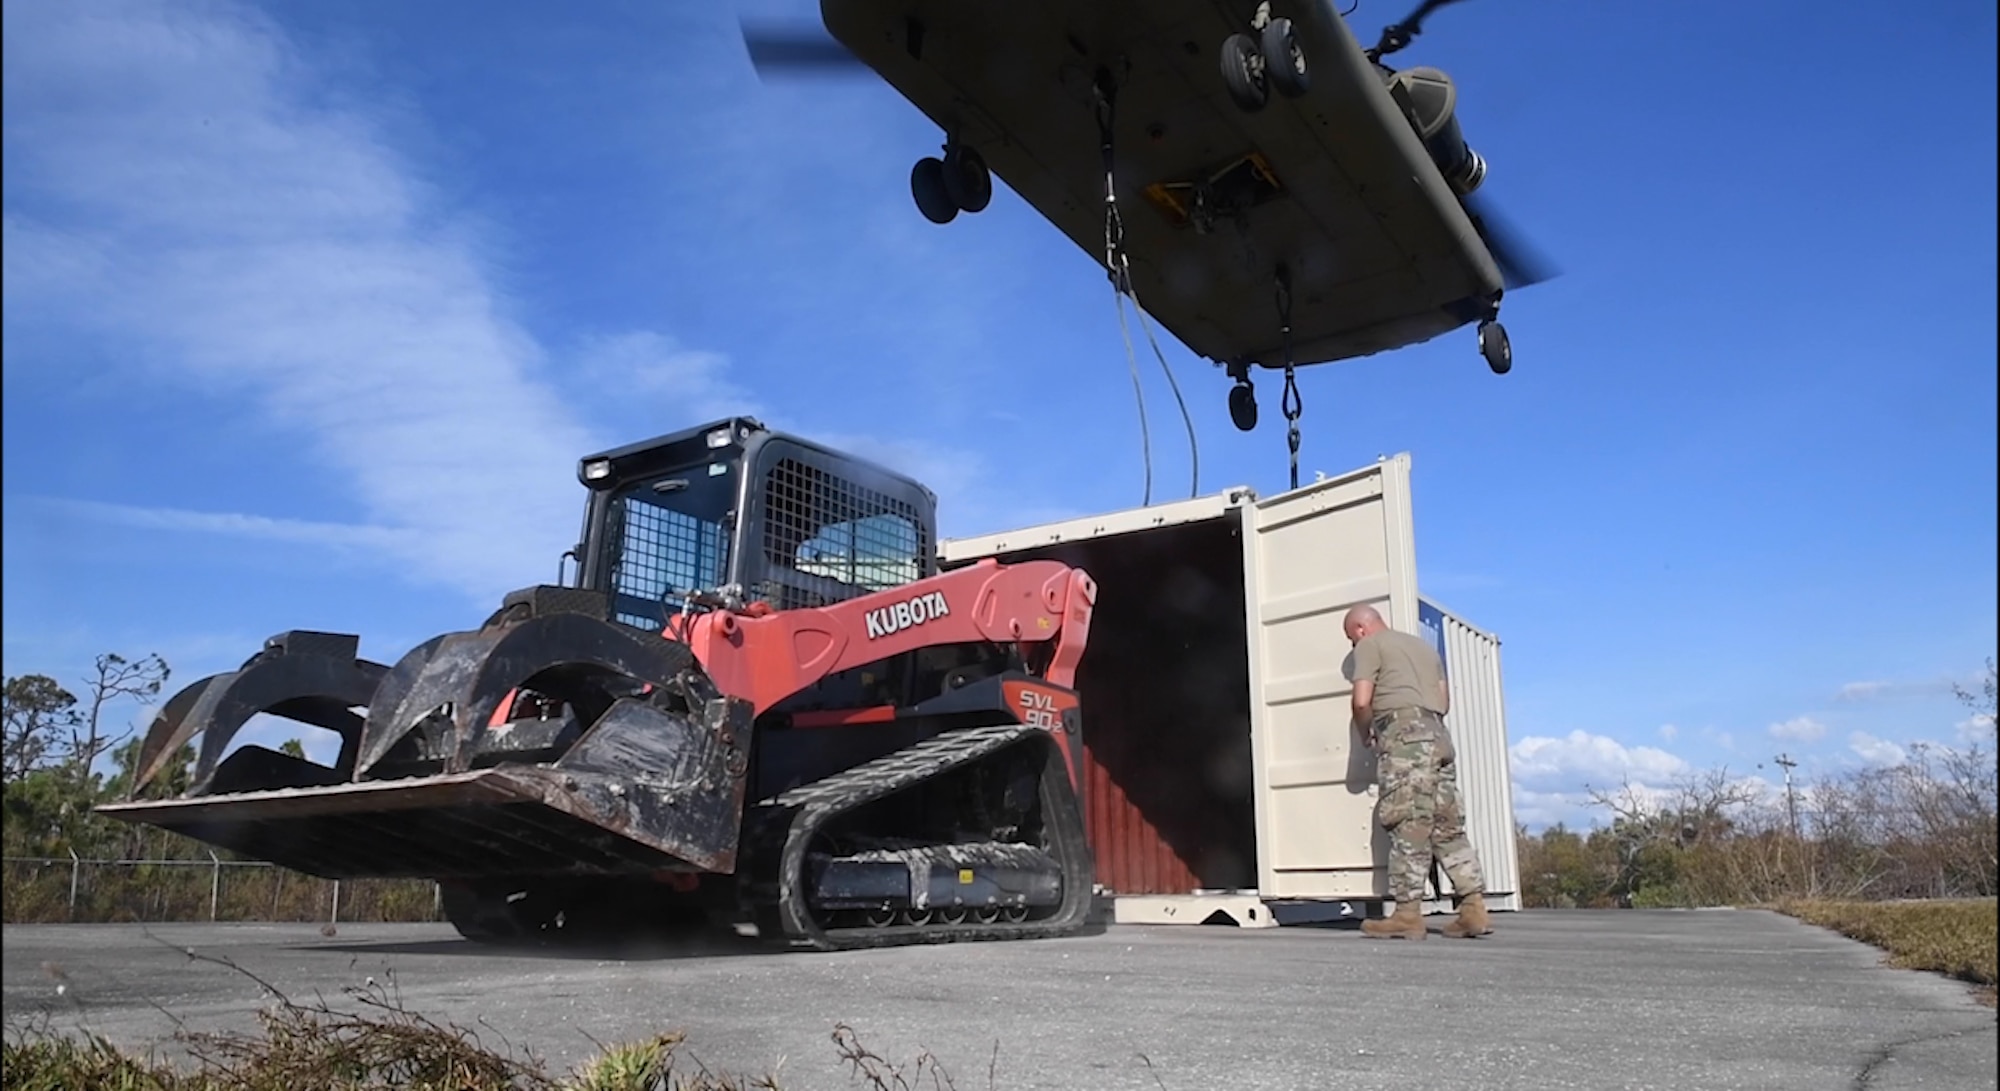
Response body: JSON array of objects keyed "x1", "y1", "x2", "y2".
[
  {"x1": 1229, "y1": 380, "x2": 1258, "y2": 432},
  {"x1": 1260, "y1": 18, "x2": 1309, "y2": 98},
  {"x1": 912, "y1": 157, "x2": 958, "y2": 224},
  {"x1": 943, "y1": 145, "x2": 992, "y2": 214},
  {"x1": 1479, "y1": 320, "x2": 1512, "y2": 375},
  {"x1": 1220, "y1": 33, "x2": 1267, "y2": 112}
]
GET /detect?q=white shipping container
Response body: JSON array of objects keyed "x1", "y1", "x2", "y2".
[
  {"x1": 1418, "y1": 598, "x2": 1523, "y2": 912},
  {"x1": 939, "y1": 453, "x2": 1521, "y2": 924}
]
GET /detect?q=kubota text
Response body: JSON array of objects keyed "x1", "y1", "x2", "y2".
[{"x1": 864, "y1": 590, "x2": 951, "y2": 640}]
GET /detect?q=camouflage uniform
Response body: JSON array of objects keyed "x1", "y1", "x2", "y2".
[{"x1": 1373, "y1": 706, "x2": 1484, "y2": 903}]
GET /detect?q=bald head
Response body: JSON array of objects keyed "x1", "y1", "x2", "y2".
[{"x1": 1343, "y1": 604, "x2": 1386, "y2": 644}]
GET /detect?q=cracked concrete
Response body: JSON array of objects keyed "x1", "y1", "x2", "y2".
[
  {"x1": 1855, "y1": 1022, "x2": 1997, "y2": 1090},
  {"x1": 4, "y1": 908, "x2": 1994, "y2": 1090}
]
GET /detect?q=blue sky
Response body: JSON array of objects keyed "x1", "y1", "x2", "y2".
[{"x1": 4, "y1": 0, "x2": 1993, "y2": 832}]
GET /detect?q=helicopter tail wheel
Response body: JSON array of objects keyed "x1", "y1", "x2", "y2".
[
  {"x1": 1479, "y1": 320, "x2": 1512, "y2": 375},
  {"x1": 1260, "y1": 18, "x2": 1309, "y2": 98},
  {"x1": 1220, "y1": 33, "x2": 1268, "y2": 112},
  {"x1": 943, "y1": 145, "x2": 992, "y2": 214},
  {"x1": 911, "y1": 157, "x2": 959, "y2": 224},
  {"x1": 1228, "y1": 380, "x2": 1259, "y2": 432}
]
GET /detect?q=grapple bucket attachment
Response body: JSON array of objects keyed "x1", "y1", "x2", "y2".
[
  {"x1": 98, "y1": 587, "x2": 754, "y2": 881},
  {"x1": 129, "y1": 631, "x2": 389, "y2": 798}
]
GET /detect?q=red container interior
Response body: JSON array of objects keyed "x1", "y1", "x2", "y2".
[{"x1": 962, "y1": 516, "x2": 1259, "y2": 895}]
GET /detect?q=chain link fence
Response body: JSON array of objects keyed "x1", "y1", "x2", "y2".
[{"x1": 2, "y1": 856, "x2": 444, "y2": 925}]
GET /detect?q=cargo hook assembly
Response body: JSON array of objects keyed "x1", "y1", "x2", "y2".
[
  {"x1": 1094, "y1": 67, "x2": 1199, "y2": 506},
  {"x1": 1275, "y1": 265, "x2": 1303, "y2": 491}
]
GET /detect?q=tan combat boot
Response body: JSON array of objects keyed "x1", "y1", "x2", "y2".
[
  {"x1": 1441, "y1": 892, "x2": 1492, "y2": 938},
  {"x1": 1360, "y1": 900, "x2": 1426, "y2": 940}
]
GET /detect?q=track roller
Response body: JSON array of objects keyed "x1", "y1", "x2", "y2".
[{"x1": 739, "y1": 722, "x2": 1094, "y2": 951}]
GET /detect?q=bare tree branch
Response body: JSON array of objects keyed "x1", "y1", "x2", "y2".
[{"x1": 66, "y1": 653, "x2": 171, "y2": 784}]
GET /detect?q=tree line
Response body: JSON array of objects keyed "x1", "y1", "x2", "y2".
[
  {"x1": 2, "y1": 652, "x2": 436, "y2": 924},
  {"x1": 1516, "y1": 659, "x2": 1998, "y2": 908},
  {"x1": 7, "y1": 650, "x2": 1994, "y2": 921}
]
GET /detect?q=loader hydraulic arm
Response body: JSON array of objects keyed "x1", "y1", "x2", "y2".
[{"x1": 678, "y1": 558, "x2": 1096, "y2": 717}]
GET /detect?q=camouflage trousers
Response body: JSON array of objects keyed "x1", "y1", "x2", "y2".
[{"x1": 1373, "y1": 710, "x2": 1485, "y2": 903}]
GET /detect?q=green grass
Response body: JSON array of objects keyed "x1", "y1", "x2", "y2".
[{"x1": 1776, "y1": 898, "x2": 1998, "y2": 1006}]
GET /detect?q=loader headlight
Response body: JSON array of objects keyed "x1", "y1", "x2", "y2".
[
  {"x1": 705, "y1": 426, "x2": 737, "y2": 450},
  {"x1": 582, "y1": 458, "x2": 613, "y2": 482}
]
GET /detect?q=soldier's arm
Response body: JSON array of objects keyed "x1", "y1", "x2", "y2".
[
  {"x1": 1351, "y1": 679, "x2": 1376, "y2": 746},
  {"x1": 1350, "y1": 640, "x2": 1379, "y2": 745},
  {"x1": 1436, "y1": 677, "x2": 1451, "y2": 716}
]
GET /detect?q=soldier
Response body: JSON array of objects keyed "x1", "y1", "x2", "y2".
[{"x1": 1341, "y1": 604, "x2": 1492, "y2": 941}]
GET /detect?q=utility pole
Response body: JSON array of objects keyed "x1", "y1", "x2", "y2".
[{"x1": 1774, "y1": 753, "x2": 1800, "y2": 840}]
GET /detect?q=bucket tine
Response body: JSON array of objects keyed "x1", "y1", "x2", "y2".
[
  {"x1": 184, "y1": 637, "x2": 389, "y2": 794},
  {"x1": 351, "y1": 633, "x2": 453, "y2": 778},
  {"x1": 132, "y1": 674, "x2": 228, "y2": 796},
  {"x1": 135, "y1": 633, "x2": 388, "y2": 798},
  {"x1": 358, "y1": 612, "x2": 700, "y2": 777}
]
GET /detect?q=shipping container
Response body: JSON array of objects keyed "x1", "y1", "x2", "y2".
[
  {"x1": 938, "y1": 453, "x2": 1521, "y2": 925},
  {"x1": 1419, "y1": 598, "x2": 1522, "y2": 911}
]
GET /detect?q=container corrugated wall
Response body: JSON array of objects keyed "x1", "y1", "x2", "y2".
[
  {"x1": 1084, "y1": 737, "x2": 1202, "y2": 895},
  {"x1": 939, "y1": 498, "x2": 1259, "y2": 900},
  {"x1": 1419, "y1": 598, "x2": 1521, "y2": 910}
]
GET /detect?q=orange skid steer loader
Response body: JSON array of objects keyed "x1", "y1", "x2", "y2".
[{"x1": 99, "y1": 418, "x2": 1098, "y2": 951}]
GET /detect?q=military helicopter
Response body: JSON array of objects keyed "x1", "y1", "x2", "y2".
[{"x1": 742, "y1": 0, "x2": 1555, "y2": 438}]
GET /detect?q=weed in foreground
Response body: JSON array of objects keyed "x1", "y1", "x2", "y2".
[
  {"x1": 4, "y1": 1018, "x2": 196, "y2": 1091},
  {"x1": 3, "y1": 937, "x2": 787, "y2": 1090},
  {"x1": 4, "y1": 997, "x2": 784, "y2": 1091},
  {"x1": 3, "y1": 932, "x2": 1056, "y2": 1090},
  {"x1": 0, "y1": 1006, "x2": 1024, "y2": 1091}
]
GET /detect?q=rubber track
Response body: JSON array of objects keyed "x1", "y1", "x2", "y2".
[{"x1": 740, "y1": 723, "x2": 1091, "y2": 951}]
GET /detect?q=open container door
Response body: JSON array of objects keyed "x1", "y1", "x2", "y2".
[{"x1": 1243, "y1": 455, "x2": 1419, "y2": 901}]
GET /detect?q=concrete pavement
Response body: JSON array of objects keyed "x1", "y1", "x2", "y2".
[{"x1": 4, "y1": 909, "x2": 1993, "y2": 1090}]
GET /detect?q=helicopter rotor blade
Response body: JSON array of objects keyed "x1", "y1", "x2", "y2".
[
  {"x1": 1371, "y1": 0, "x2": 1474, "y2": 60},
  {"x1": 739, "y1": 21, "x2": 870, "y2": 77},
  {"x1": 1464, "y1": 192, "x2": 1558, "y2": 290}
]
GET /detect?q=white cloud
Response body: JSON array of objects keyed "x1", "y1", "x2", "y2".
[
  {"x1": 4, "y1": 2, "x2": 1043, "y2": 603},
  {"x1": 1, "y1": 213, "x2": 111, "y2": 301},
  {"x1": 1848, "y1": 731, "x2": 1907, "y2": 766},
  {"x1": 1509, "y1": 730, "x2": 1692, "y2": 787},
  {"x1": 1956, "y1": 714, "x2": 1996, "y2": 745},
  {"x1": 51, "y1": 498, "x2": 420, "y2": 555},
  {"x1": 1658, "y1": 723, "x2": 1679, "y2": 741},
  {"x1": 4, "y1": 1, "x2": 615, "y2": 603},
  {"x1": 1768, "y1": 716, "x2": 1827, "y2": 743},
  {"x1": 1836, "y1": 678, "x2": 1955, "y2": 702},
  {"x1": 1509, "y1": 786, "x2": 1605, "y2": 832},
  {"x1": 572, "y1": 331, "x2": 763, "y2": 425}
]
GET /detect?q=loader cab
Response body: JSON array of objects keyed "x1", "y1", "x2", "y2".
[{"x1": 574, "y1": 417, "x2": 940, "y2": 633}]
